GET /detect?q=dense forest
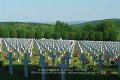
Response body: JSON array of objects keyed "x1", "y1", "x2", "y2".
[{"x1": 0, "y1": 19, "x2": 120, "y2": 41}]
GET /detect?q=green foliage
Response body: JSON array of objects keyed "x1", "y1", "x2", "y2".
[
  {"x1": 88, "y1": 31, "x2": 95, "y2": 40},
  {"x1": 0, "y1": 19, "x2": 119, "y2": 41},
  {"x1": 0, "y1": 29, "x2": 10, "y2": 38},
  {"x1": 44, "y1": 30, "x2": 52, "y2": 39},
  {"x1": 61, "y1": 31, "x2": 69, "y2": 39},
  {"x1": 26, "y1": 29, "x2": 35, "y2": 38},
  {"x1": 35, "y1": 30, "x2": 42, "y2": 39},
  {"x1": 17, "y1": 29, "x2": 27, "y2": 38},
  {"x1": 95, "y1": 32, "x2": 103, "y2": 41},
  {"x1": 76, "y1": 30, "x2": 82, "y2": 40},
  {"x1": 54, "y1": 21, "x2": 72, "y2": 40},
  {"x1": 96, "y1": 19, "x2": 116, "y2": 32},
  {"x1": 83, "y1": 24, "x2": 95, "y2": 31},
  {"x1": 53, "y1": 31, "x2": 61, "y2": 39},
  {"x1": 103, "y1": 31, "x2": 110, "y2": 41},
  {"x1": 109, "y1": 31, "x2": 118, "y2": 41},
  {"x1": 10, "y1": 30, "x2": 17, "y2": 38},
  {"x1": 69, "y1": 32, "x2": 76, "y2": 40},
  {"x1": 82, "y1": 31, "x2": 88, "y2": 40}
]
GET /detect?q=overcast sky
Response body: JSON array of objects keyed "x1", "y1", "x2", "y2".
[{"x1": 0, "y1": 0, "x2": 120, "y2": 22}]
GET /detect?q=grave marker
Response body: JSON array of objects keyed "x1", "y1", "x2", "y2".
[
  {"x1": 104, "y1": 51, "x2": 111, "y2": 67},
  {"x1": 79, "y1": 53, "x2": 86, "y2": 73},
  {"x1": 92, "y1": 52, "x2": 96, "y2": 66},
  {"x1": 64, "y1": 51, "x2": 71, "y2": 68},
  {"x1": 96, "y1": 55, "x2": 104, "y2": 74},
  {"x1": 114, "y1": 56, "x2": 120, "y2": 77},
  {"x1": 8, "y1": 52, "x2": 13, "y2": 75},
  {"x1": 38, "y1": 53, "x2": 48, "y2": 80},
  {"x1": 50, "y1": 51, "x2": 56, "y2": 67},
  {"x1": 23, "y1": 53, "x2": 30, "y2": 78},
  {"x1": 58, "y1": 57, "x2": 67, "y2": 80}
]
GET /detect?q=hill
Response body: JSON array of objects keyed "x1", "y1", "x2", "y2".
[
  {"x1": 0, "y1": 19, "x2": 119, "y2": 41},
  {"x1": 71, "y1": 18, "x2": 120, "y2": 29}
]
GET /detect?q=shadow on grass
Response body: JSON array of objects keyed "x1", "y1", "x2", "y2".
[{"x1": 0, "y1": 64, "x2": 120, "y2": 80}]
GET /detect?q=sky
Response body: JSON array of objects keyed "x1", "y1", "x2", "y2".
[{"x1": 0, "y1": 0, "x2": 120, "y2": 22}]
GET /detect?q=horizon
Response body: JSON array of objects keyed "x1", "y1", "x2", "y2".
[
  {"x1": 0, "y1": 0, "x2": 120, "y2": 22},
  {"x1": 0, "y1": 18, "x2": 119, "y2": 24}
]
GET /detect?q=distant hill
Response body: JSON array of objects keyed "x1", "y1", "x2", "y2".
[
  {"x1": 0, "y1": 22, "x2": 53, "y2": 26},
  {"x1": 66, "y1": 21, "x2": 89, "y2": 25},
  {"x1": 71, "y1": 18, "x2": 120, "y2": 29},
  {"x1": 0, "y1": 18, "x2": 120, "y2": 28}
]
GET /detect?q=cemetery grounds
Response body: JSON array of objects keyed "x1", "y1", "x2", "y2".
[{"x1": 0, "y1": 38, "x2": 120, "y2": 80}]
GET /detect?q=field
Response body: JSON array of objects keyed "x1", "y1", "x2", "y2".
[{"x1": 0, "y1": 38, "x2": 120, "y2": 80}]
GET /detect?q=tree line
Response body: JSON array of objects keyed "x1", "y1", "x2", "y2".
[{"x1": 0, "y1": 19, "x2": 118, "y2": 41}]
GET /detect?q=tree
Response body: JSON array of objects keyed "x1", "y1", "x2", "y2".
[
  {"x1": 61, "y1": 31, "x2": 69, "y2": 40},
  {"x1": 0, "y1": 29, "x2": 10, "y2": 38},
  {"x1": 82, "y1": 31, "x2": 88, "y2": 40},
  {"x1": 96, "y1": 20, "x2": 116, "y2": 32},
  {"x1": 95, "y1": 32, "x2": 103, "y2": 41},
  {"x1": 0, "y1": 29, "x2": 4, "y2": 37},
  {"x1": 109, "y1": 31, "x2": 118, "y2": 41},
  {"x1": 44, "y1": 30, "x2": 52, "y2": 39},
  {"x1": 103, "y1": 31, "x2": 110, "y2": 41},
  {"x1": 35, "y1": 30, "x2": 42, "y2": 39},
  {"x1": 10, "y1": 30, "x2": 17, "y2": 38},
  {"x1": 76, "y1": 30, "x2": 82, "y2": 40},
  {"x1": 55, "y1": 21, "x2": 62, "y2": 33},
  {"x1": 26, "y1": 29, "x2": 35, "y2": 38},
  {"x1": 17, "y1": 29, "x2": 27, "y2": 38},
  {"x1": 89, "y1": 31, "x2": 95, "y2": 40},
  {"x1": 83, "y1": 24, "x2": 95, "y2": 31},
  {"x1": 53, "y1": 31, "x2": 61, "y2": 39},
  {"x1": 69, "y1": 32, "x2": 76, "y2": 40}
]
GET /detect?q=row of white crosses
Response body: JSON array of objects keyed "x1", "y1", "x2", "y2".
[
  {"x1": 35, "y1": 39, "x2": 75, "y2": 52},
  {"x1": 2, "y1": 38, "x2": 33, "y2": 64},
  {"x1": 80, "y1": 41, "x2": 118, "y2": 60},
  {"x1": 6, "y1": 39, "x2": 120, "y2": 77},
  {"x1": 35, "y1": 39, "x2": 75, "y2": 80},
  {"x1": 3, "y1": 38, "x2": 33, "y2": 53},
  {"x1": 79, "y1": 41, "x2": 120, "y2": 76},
  {"x1": 1, "y1": 38, "x2": 33, "y2": 78},
  {"x1": 35, "y1": 39, "x2": 75, "y2": 64},
  {"x1": 36, "y1": 39, "x2": 74, "y2": 52},
  {"x1": 2, "y1": 38, "x2": 120, "y2": 78},
  {"x1": 0, "y1": 38, "x2": 72, "y2": 80}
]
